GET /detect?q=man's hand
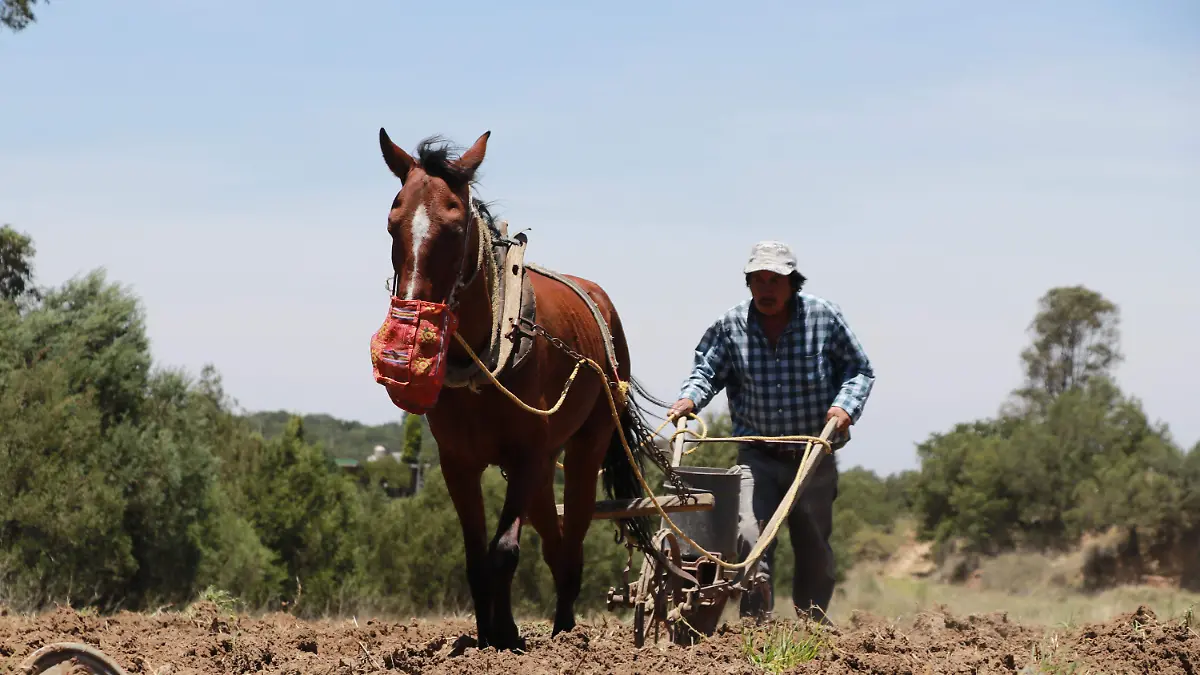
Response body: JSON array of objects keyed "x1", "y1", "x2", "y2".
[
  {"x1": 826, "y1": 406, "x2": 851, "y2": 432},
  {"x1": 667, "y1": 398, "x2": 695, "y2": 422}
]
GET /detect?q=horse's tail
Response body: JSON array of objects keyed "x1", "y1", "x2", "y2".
[
  {"x1": 601, "y1": 379, "x2": 691, "y2": 557},
  {"x1": 601, "y1": 404, "x2": 656, "y2": 556}
]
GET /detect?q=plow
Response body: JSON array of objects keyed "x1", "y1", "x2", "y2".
[{"x1": 587, "y1": 415, "x2": 839, "y2": 647}]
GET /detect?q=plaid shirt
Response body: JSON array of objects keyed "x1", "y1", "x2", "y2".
[{"x1": 678, "y1": 292, "x2": 875, "y2": 449}]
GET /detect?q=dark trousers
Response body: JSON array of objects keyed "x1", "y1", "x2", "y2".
[{"x1": 735, "y1": 443, "x2": 839, "y2": 621}]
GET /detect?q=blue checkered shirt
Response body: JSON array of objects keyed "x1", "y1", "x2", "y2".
[{"x1": 677, "y1": 293, "x2": 875, "y2": 450}]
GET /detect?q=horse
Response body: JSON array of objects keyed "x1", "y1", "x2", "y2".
[{"x1": 369, "y1": 128, "x2": 685, "y2": 651}]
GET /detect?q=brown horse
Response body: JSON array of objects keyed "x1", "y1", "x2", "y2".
[{"x1": 372, "y1": 129, "x2": 681, "y2": 651}]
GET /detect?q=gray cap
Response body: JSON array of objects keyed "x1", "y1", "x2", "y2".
[{"x1": 743, "y1": 240, "x2": 798, "y2": 276}]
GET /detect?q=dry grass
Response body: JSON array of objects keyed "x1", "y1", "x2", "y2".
[
  {"x1": 840, "y1": 570, "x2": 1196, "y2": 626},
  {"x1": 777, "y1": 563, "x2": 1200, "y2": 629},
  {"x1": 770, "y1": 520, "x2": 1200, "y2": 629}
]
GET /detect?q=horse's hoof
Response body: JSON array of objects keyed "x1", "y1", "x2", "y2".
[
  {"x1": 552, "y1": 613, "x2": 577, "y2": 636},
  {"x1": 489, "y1": 630, "x2": 525, "y2": 653},
  {"x1": 499, "y1": 637, "x2": 526, "y2": 653}
]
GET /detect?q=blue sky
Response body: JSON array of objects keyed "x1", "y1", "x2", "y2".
[{"x1": 4, "y1": 1, "x2": 1197, "y2": 475}]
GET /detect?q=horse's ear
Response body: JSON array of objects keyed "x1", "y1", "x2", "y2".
[
  {"x1": 379, "y1": 128, "x2": 415, "y2": 181},
  {"x1": 454, "y1": 131, "x2": 491, "y2": 177}
]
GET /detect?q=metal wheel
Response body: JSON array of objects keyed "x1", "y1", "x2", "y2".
[
  {"x1": 19, "y1": 643, "x2": 129, "y2": 675},
  {"x1": 632, "y1": 529, "x2": 684, "y2": 647}
]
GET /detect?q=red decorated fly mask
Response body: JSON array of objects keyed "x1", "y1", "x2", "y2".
[{"x1": 370, "y1": 296, "x2": 460, "y2": 415}]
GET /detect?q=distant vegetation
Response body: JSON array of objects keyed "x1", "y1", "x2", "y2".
[
  {"x1": 2, "y1": 222, "x2": 1197, "y2": 622},
  {"x1": 244, "y1": 410, "x2": 437, "y2": 464}
]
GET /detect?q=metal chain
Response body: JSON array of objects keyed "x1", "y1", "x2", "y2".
[{"x1": 518, "y1": 318, "x2": 693, "y2": 499}]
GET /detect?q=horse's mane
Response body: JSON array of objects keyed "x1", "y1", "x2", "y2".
[
  {"x1": 471, "y1": 197, "x2": 503, "y2": 238},
  {"x1": 413, "y1": 135, "x2": 503, "y2": 239},
  {"x1": 415, "y1": 135, "x2": 478, "y2": 189}
]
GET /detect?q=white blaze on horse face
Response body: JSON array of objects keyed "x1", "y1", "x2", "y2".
[{"x1": 405, "y1": 203, "x2": 432, "y2": 299}]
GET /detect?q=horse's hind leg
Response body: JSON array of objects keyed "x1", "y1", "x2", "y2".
[
  {"x1": 556, "y1": 422, "x2": 611, "y2": 635},
  {"x1": 526, "y1": 463, "x2": 566, "y2": 632},
  {"x1": 487, "y1": 457, "x2": 552, "y2": 651},
  {"x1": 443, "y1": 467, "x2": 493, "y2": 648}
]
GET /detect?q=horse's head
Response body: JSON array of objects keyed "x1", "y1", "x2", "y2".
[
  {"x1": 378, "y1": 128, "x2": 490, "y2": 305},
  {"x1": 370, "y1": 129, "x2": 490, "y2": 415}
]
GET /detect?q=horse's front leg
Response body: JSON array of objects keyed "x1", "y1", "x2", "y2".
[
  {"x1": 443, "y1": 466, "x2": 492, "y2": 648},
  {"x1": 486, "y1": 456, "x2": 552, "y2": 651}
]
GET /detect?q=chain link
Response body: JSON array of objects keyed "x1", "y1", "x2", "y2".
[{"x1": 519, "y1": 318, "x2": 584, "y2": 361}]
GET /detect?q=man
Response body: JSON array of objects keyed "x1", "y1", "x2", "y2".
[{"x1": 667, "y1": 240, "x2": 875, "y2": 623}]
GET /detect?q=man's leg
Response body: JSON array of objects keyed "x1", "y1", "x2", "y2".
[
  {"x1": 736, "y1": 445, "x2": 783, "y2": 617},
  {"x1": 788, "y1": 451, "x2": 839, "y2": 623}
]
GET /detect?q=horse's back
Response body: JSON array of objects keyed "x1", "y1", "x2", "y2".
[
  {"x1": 529, "y1": 269, "x2": 620, "y2": 326},
  {"x1": 528, "y1": 268, "x2": 629, "y2": 371}
]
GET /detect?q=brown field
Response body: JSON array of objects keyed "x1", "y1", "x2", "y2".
[{"x1": 5, "y1": 568, "x2": 1199, "y2": 675}]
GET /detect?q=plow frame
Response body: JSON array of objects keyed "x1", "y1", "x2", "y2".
[{"x1": 583, "y1": 417, "x2": 772, "y2": 647}]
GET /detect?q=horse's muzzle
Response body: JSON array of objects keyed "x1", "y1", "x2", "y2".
[{"x1": 370, "y1": 296, "x2": 459, "y2": 415}]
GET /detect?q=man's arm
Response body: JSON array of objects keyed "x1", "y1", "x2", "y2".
[
  {"x1": 676, "y1": 319, "x2": 731, "y2": 413},
  {"x1": 826, "y1": 302, "x2": 875, "y2": 423}
]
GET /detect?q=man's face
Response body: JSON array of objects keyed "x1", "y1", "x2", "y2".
[{"x1": 748, "y1": 270, "x2": 791, "y2": 316}]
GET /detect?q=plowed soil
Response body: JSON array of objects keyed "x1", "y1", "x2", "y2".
[{"x1": 2, "y1": 601, "x2": 1197, "y2": 674}]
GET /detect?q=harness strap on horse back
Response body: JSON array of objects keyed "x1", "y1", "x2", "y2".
[{"x1": 524, "y1": 263, "x2": 625, "y2": 393}]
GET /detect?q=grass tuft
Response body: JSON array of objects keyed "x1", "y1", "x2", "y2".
[{"x1": 741, "y1": 620, "x2": 829, "y2": 673}]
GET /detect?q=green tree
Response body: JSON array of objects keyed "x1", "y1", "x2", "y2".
[
  {"x1": 106, "y1": 368, "x2": 228, "y2": 608},
  {"x1": 186, "y1": 367, "x2": 290, "y2": 606},
  {"x1": 17, "y1": 270, "x2": 152, "y2": 430},
  {"x1": 361, "y1": 454, "x2": 411, "y2": 495},
  {"x1": 401, "y1": 412, "x2": 422, "y2": 464},
  {"x1": 0, "y1": 356, "x2": 135, "y2": 609},
  {"x1": 233, "y1": 417, "x2": 371, "y2": 614},
  {"x1": 910, "y1": 374, "x2": 1190, "y2": 556},
  {"x1": 910, "y1": 419, "x2": 1012, "y2": 544},
  {"x1": 1017, "y1": 285, "x2": 1122, "y2": 408},
  {"x1": 0, "y1": 225, "x2": 37, "y2": 304},
  {"x1": 1, "y1": 0, "x2": 41, "y2": 31}
]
